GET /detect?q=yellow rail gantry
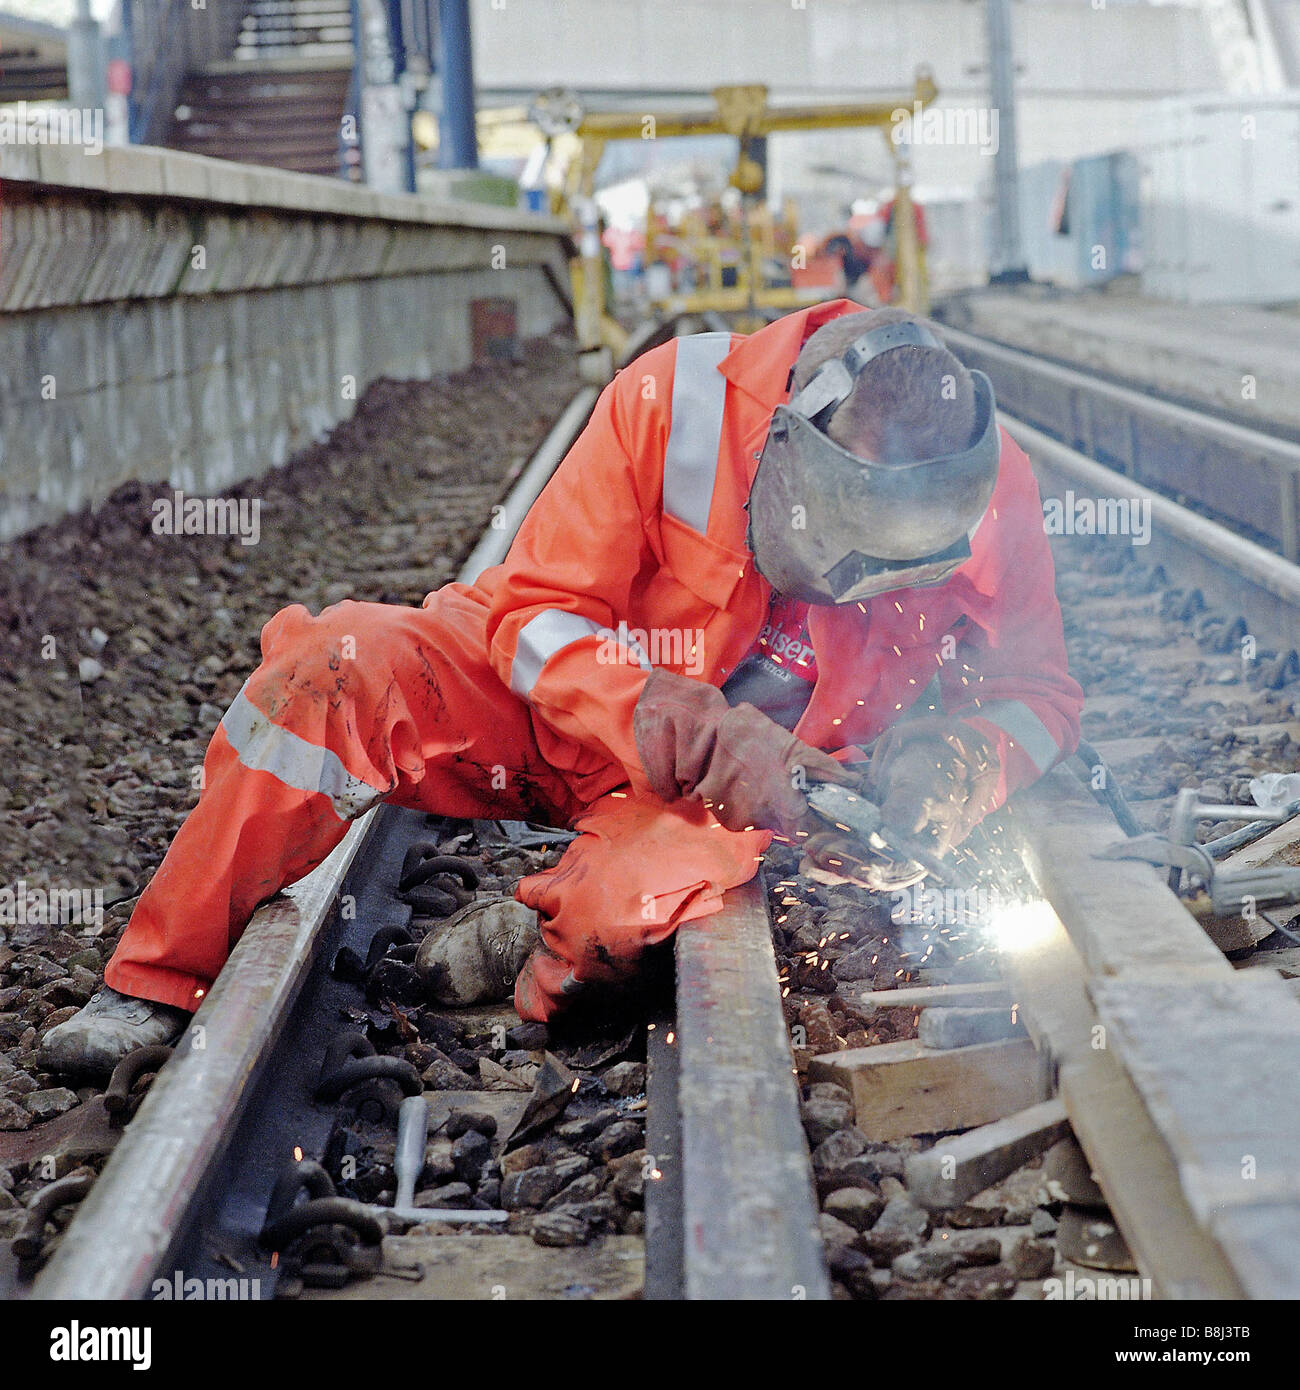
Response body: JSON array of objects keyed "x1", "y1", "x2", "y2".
[{"x1": 533, "y1": 68, "x2": 937, "y2": 378}]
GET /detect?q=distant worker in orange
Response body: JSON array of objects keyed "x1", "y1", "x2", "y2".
[{"x1": 867, "y1": 195, "x2": 930, "y2": 305}]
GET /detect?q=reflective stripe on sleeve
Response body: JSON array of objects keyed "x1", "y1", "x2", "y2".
[
  {"x1": 509, "y1": 610, "x2": 653, "y2": 699},
  {"x1": 220, "y1": 685, "x2": 386, "y2": 821},
  {"x1": 969, "y1": 699, "x2": 1061, "y2": 774},
  {"x1": 662, "y1": 332, "x2": 731, "y2": 534}
]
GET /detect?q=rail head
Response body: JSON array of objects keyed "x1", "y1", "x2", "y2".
[
  {"x1": 32, "y1": 813, "x2": 381, "y2": 1300},
  {"x1": 673, "y1": 878, "x2": 831, "y2": 1301}
]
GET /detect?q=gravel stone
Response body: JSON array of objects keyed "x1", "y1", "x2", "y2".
[
  {"x1": 951, "y1": 1235, "x2": 1003, "y2": 1267},
  {"x1": 822, "y1": 1186, "x2": 883, "y2": 1231},
  {"x1": 893, "y1": 1246, "x2": 961, "y2": 1281},
  {"x1": 1030, "y1": 1208, "x2": 1059, "y2": 1237},
  {"x1": 543, "y1": 1172, "x2": 607, "y2": 1211},
  {"x1": 0, "y1": 1098, "x2": 33, "y2": 1131},
  {"x1": 501, "y1": 1165, "x2": 567, "y2": 1211},
  {"x1": 421, "y1": 1058, "x2": 476, "y2": 1090},
  {"x1": 873, "y1": 1195, "x2": 931, "y2": 1241},
  {"x1": 530, "y1": 1209, "x2": 594, "y2": 1248},
  {"x1": 812, "y1": 1126, "x2": 868, "y2": 1171},
  {"x1": 945, "y1": 1202, "x2": 1004, "y2": 1228},
  {"x1": 446, "y1": 1109, "x2": 497, "y2": 1139},
  {"x1": 827, "y1": 1245, "x2": 878, "y2": 1300},
  {"x1": 23, "y1": 1087, "x2": 79, "y2": 1121},
  {"x1": 1009, "y1": 1236, "x2": 1056, "y2": 1280},
  {"x1": 451, "y1": 1129, "x2": 491, "y2": 1186},
  {"x1": 601, "y1": 1062, "x2": 646, "y2": 1097},
  {"x1": 588, "y1": 1119, "x2": 642, "y2": 1162},
  {"x1": 609, "y1": 1150, "x2": 646, "y2": 1205},
  {"x1": 945, "y1": 1263, "x2": 1018, "y2": 1300},
  {"x1": 831, "y1": 946, "x2": 878, "y2": 982},
  {"x1": 801, "y1": 1094, "x2": 854, "y2": 1147},
  {"x1": 556, "y1": 1108, "x2": 617, "y2": 1144},
  {"x1": 414, "y1": 1182, "x2": 473, "y2": 1209},
  {"x1": 818, "y1": 1213, "x2": 861, "y2": 1249},
  {"x1": 500, "y1": 1142, "x2": 546, "y2": 1176}
]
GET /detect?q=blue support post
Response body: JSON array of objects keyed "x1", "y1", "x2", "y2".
[{"x1": 438, "y1": 0, "x2": 478, "y2": 170}]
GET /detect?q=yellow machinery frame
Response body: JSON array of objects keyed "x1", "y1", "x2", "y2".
[{"x1": 532, "y1": 69, "x2": 938, "y2": 378}]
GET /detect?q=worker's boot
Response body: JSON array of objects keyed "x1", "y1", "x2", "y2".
[
  {"x1": 415, "y1": 899, "x2": 541, "y2": 1007},
  {"x1": 38, "y1": 986, "x2": 190, "y2": 1080}
]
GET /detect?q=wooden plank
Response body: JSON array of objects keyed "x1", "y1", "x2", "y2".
[
  {"x1": 917, "y1": 1006, "x2": 1027, "y2": 1050},
  {"x1": 842, "y1": 981, "x2": 1010, "y2": 1012},
  {"x1": 302, "y1": 1234, "x2": 644, "y2": 1300},
  {"x1": 674, "y1": 878, "x2": 830, "y2": 1300},
  {"x1": 905, "y1": 1097, "x2": 1070, "y2": 1210},
  {"x1": 1062, "y1": 1057, "x2": 1243, "y2": 1300},
  {"x1": 991, "y1": 827, "x2": 1246, "y2": 1298},
  {"x1": 1091, "y1": 971, "x2": 1300, "y2": 1298},
  {"x1": 808, "y1": 1037, "x2": 1047, "y2": 1141}
]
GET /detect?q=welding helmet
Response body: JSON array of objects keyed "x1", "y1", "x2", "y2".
[{"x1": 745, "y1": 320, "x2": 1001, "y2": 605}]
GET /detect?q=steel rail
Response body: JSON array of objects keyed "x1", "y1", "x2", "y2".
[
  {"x1": 940, "y1": 323, "x2": 1300, "y2": 562},
  {"x1": 671, "y1": 879, "x2": 831, "y2": 1300},
  {"x1": 992, "y1": 377, "x2": 1300, "y2": 1296},
  {"x1": 1001, "y1": 413, "x2": 1300, "y2": 652}
]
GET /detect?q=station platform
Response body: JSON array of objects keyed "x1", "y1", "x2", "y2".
[{"x1": 936, "y1": 282, "x2": 1300, "y2": 437}]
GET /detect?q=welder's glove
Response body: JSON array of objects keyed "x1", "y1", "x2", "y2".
[
  {"x1": 869, "y1": 716, "x2": 1001, "y2": 857},
  {"x1": 632, "y1": 668, "x2": 858, "y2": 839}
]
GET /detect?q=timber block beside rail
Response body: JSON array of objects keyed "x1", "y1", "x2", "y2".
[{"x1": 808, "y1": 1036, "x2": 1049, "y2": 1142}]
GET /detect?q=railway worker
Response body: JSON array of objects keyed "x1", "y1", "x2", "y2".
[{"x1": 44, "y1": 300, "x2": 1083, "y2": 1075}]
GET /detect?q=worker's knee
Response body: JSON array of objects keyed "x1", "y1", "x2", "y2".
[{"x1": 258, "y1": 600, "x2": 371, "y2": 665}]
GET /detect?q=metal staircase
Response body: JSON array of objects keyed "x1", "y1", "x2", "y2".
[{"x1": 167, "y1": 0, "x2": 355, "y2": 177}]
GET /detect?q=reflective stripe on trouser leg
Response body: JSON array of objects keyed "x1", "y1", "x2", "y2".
[
  {"x1": 105, "y1": 723, "x2": 358, "y2": 1011},
  {"x1": 221, "y1": 682, "x2": 387, "y2": 820},
  {"x1": 108, "y1": 591, "x2": 586, "y2": 1013},
  {"x1": 511, "y1": 790, "x2": 770, "y2": 1022}
]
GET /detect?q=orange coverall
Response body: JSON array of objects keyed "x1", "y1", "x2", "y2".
[{"x1": 106, "y1": 299, "x2": 1083, "y2": 1021}]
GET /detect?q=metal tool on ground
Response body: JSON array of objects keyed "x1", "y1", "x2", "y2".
[
  {"x1": 365, "y1": 1094, "x2": 507, "y2": 1227},
  {"x1": 393, "y1": 1094, "x2": 427, "y2": 1211},
  {"x1": 805, "y1": 780, "x2": 974, "y2": 890},
  {"x1": 1098, "y1": 786, "x2": 1300, "y2": 918}
]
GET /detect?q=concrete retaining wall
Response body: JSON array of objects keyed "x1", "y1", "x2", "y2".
[{"x1": 0, "y1": 144, "x2": 573, "y2": 540}]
